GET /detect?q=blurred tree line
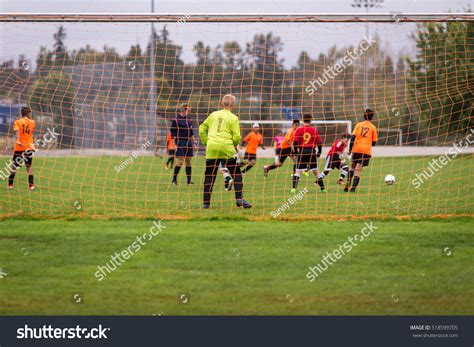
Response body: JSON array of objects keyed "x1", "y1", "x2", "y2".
[{"x1": 1, "y1": 17, "x2": 472, "y2": 147}]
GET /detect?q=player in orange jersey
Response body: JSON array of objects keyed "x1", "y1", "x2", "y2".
[
  {"x1": 240, "y1": 123, "x2": 265, "y2": 174},
  {"x1": 263, "y1": 119, "x2": 300, "y2": 177},
  {"x1": 345, "y1": 109, "x2": 378, "y2": 192},
  {"x1": 8, "y1": 107, "x2": 36, "y2": 190},
  {"x1": 164, "y1": 131, "x2": 177, "y2": 170}
]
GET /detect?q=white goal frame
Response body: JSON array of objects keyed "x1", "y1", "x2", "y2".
[{"x1": 378, "y1": 128, "x2": 404, "y2": 146}]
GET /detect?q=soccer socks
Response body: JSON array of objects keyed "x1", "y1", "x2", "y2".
[
  {"x1": 7, "y1": 172, "x2": 33, "y2": 188},
  {"x1": 318, "y1": 170, "x2": 329, "y2": 180},
  {"x1": 166, "y1": 157, "x2": 174, "y2": 167},
  {"x1": 185, "y1": 166, "x2": 192, "y2": 184},
  {"x1": 317, "y1": 171, "x2": 328, "y2": 190},
  {"x1": 317, "y1": 178, "x2": 325, "y2": 190},
  {"x1": 340, "y1": 164, "x2": 349, "y2": 180},
  {"x1": 292, "y1": 173, "x2": 300, "y2": 189},
  {"x1": 351, "y1": 176, "x2": 360, "y2": 190},
  {"x1": 346, "y1": 170, "x2": 354, "y2": 186},
  {"x1": 241, "y1": 164, "x2": 254, "y2": 173},
  {"x1": 8, "y1": 172, "x2": 15, "y2": 186},
  {"x1": 344, "y1": 170, "x2": 354, "y2": 191},
  {"x1": 172, "y1": 166, "x2": 181, "y2": 183},
  {"x1": 222, "y1": 170, "x2": 231, "y2": 179},
  {"x1": 267, "y1": 163, "x2": 278, "y2": 171}
]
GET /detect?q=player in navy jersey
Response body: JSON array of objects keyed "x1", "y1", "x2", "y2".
[
  {"x1": 316, "y1": 134, "x2": 351, "y2": 191},
  {"x1": 170, "y1": 103, "x2": 196, "y2": 185},
  {"x1": 291, "y1": 114, "x2": 322, "y2": 192}
]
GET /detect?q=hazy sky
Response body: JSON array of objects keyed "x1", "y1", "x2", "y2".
[{"x1": 1, "y1": 0, "x2": 472, "y2": 69}]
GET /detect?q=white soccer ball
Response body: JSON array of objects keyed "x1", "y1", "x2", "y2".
[{"x1": 385, "y1": 174, "x2": 396, "y2": 185}]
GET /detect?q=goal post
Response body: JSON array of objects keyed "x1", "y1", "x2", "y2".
[
  {"x1": 0, "y1": 13, "x2": 473, "y2": 219},
  {"x1": 378, "y1": 128, "x2": 403, "y2": 147}
]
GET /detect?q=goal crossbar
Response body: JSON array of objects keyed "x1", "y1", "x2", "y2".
[{"x1": 1, "y1": 13, "x2": 473, "y2": 23}]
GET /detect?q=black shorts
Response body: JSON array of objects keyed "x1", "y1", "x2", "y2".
[
  {"x1": 168, "y1": 149, "x2": 176, "y2": 156},
  {"x1": 175, "y1": 141, "x2": 194, "y2": 157},
  {"x1": 323, "y1": 154, "x2": 345, "y2": 170},
  {"x1": 12, "y1": 150, "x2": 34, "y2": 168},
  {"x1": 244, "y1": 152, "x2": 257, "y2": 161},
  {"x1": 296, "y1": 147, "x2": 318, "y2": 171},
  {"x1": 352, "y1": 152, "x2": 371, "y2": 167},
  {"x1": 277, "y1": 147, "x2": 293, "y2": 164}
]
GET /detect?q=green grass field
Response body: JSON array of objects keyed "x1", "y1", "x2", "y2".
[
  {"x1": 0, "y1": 218, "x2": 472, "y2": 315},
  {"x1": 0, "y1": 155, "x2": 473, "y2": 218},
  {"x1": 0, "y1": 155, "x2": 472, "y2": 315}
]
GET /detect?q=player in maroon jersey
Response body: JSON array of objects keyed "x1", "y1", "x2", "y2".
[
  {"x1": 291, "y1": 114, "x2": 323, "y2": 192},
  {"x1": 316, "y1": 134, "x2": 351, "y2": 191}
]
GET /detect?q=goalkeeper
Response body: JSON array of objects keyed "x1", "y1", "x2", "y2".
[{"x1": 199, "y1": 94, "x2": 251, "y2": 209}]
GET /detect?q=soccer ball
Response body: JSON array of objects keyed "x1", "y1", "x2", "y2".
[{"x1": 384, "y1": 174, "x2": 396, "y2": 185}]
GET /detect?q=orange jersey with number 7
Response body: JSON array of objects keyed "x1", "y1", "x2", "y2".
[
  {"x1": 352, "y1": 120, "x2": 378, "y2": 155},
  {"x1": 13, "y1": 117, "x2": 36, "y2": 152}
]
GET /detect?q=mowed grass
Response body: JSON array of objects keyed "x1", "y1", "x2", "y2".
[
  {"x1": 0, "y1": 218, "x2": 472, "y2": 315},
  {"x1": 0, "y1": 154, "x2": 473, "y2": 218}
]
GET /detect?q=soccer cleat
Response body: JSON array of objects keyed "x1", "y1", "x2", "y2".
[
  {"x1": 8, "y1": 184, "x2": 13, "y2": 190},
  {"x1": 337, "y1": 178, "x2": 345, "y2": 185},
  {"x1": 344, "y1": 185, "x2": 349, "y2": 192},
  {"x1": 165, "y1": 164, "x2": 169, "y2": 170},
  {"x1": 263, "y1": 166, "x2": 269, "y2": 177},
  {"x1": 320, "y1": 188, "x2": 327, "y2": 193},
  {"x1": 236, "y1": 199, "x2": 252, "y2": 208},
  {"x1": 350, "y1": 188, "x2": 356, "y2": 193},
  {"x1": 202, "y1": 204, "x2": 210, "y2": 209},
  {"x1": 290, "y1": 188, "x2": 296, "y2": 193},
  {"x1": 29, "y1": 185, "x2": 35, "y2": 191},
  {"x1": 224, "y1": 176, "x2": 233, "y2": 191},
  {"x1": 187, "y1": 181, "x2": 194, "y2": 185},
  {"x1": 172, "y1": 181, "x2": 177, "y2": 186}
]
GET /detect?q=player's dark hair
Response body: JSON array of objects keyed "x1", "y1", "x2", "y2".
[
  {"x1": 21, "y1": 107, "x2": 32, "y2": 117},
  {"x1": 341, "y1": 133, "x2": 351, "y2": 139},
  {"x1": 364, "y1": 108, "x2": 374, "y2": 121},
  {"x1": 302, "y1": 114, "x2": 312, "y2": 123},
  {"x1": 181, "y1": 103, "x2": 190, "y2": 110},
  {"x1": 292, "y1": 119, "x2": 300, "y2": 125}
]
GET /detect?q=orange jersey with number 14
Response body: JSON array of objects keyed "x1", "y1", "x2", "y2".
[
  {"x1": 352, "y1": 120, "x2": 378, "y2": 155},
  {"x1": 13, "y1": 117, "x2": 36, "y2": 152}
]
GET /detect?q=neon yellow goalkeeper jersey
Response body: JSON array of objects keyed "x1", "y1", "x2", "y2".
[{"x1": 199, "y1": 109, "x2": 241, "y2": 159}]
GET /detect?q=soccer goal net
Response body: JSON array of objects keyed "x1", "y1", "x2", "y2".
[{"x1": 0, "y1": 13, "x2": 473, "y2": 219}]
